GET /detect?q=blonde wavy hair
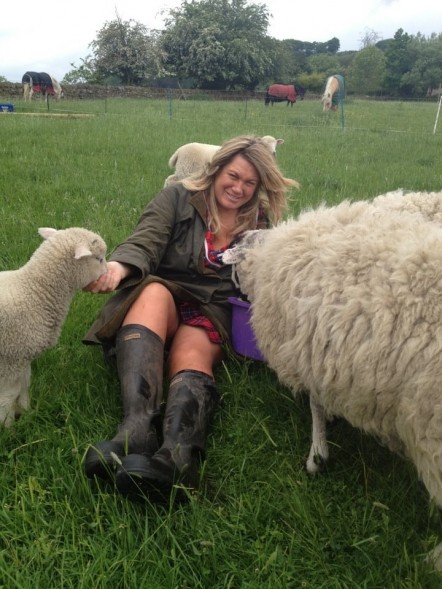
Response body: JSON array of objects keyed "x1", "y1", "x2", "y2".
[{"x1": 182, "y1": 135, "x2": 299, "y2": 236}]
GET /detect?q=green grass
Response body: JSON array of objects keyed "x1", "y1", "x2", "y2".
[{"x1": 0, "y1": 97, "x2": 442, "y2": 587}]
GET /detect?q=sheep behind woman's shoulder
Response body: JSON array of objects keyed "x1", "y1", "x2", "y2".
[
  {"x1": 223, "y1": 197, "x2": 442, "y2": 570},
  {"x1": 0, "y1": 227, "x2": 107, "y2": 426},
  {"x1": 164, "y1": 136, "x2": 285, "y2": 187}
]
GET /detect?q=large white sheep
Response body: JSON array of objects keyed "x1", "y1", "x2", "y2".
[
  {"x1": 222, "y1": 191, "x2": 442, "y2": 569},
  {"x1": 164, "y1": 135, "x2": 284, "y2": 187},
  {"x1": 0, "y1": 227, "x2": 107, "y2": 426},
  {"x1": 372, "y1": 188, "x2": 442, "y2": 222}
]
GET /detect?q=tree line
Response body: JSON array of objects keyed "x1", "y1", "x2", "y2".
[{"x1": 60, "y1": 0, "x2": 441, "y2": 98}]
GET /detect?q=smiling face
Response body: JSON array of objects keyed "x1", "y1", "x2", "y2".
[{"x1": 213, "y1": 154, "x2": 259, "y2": 213}]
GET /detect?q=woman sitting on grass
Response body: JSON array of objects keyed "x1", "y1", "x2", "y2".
[{"x1": 82, "y1": 134, "x2": 299, "y2": 501}]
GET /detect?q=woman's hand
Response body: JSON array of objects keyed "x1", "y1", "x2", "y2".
[{"x1": 83, "y1": 261, "x2": 131, "y2": 293}]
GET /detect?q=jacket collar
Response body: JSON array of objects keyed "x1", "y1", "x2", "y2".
[{"x1": 189, "y1": 191, "x2": 208, "y2": 223}]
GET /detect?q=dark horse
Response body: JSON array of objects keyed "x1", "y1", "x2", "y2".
[
  {"x1": 265, "y1": 83, "x2": 306, "y2": 106},
  {"x1": 22, "y1": 71, "x2": 64, "y2": 101}
]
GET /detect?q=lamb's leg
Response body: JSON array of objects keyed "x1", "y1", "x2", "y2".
[
  {"x1": 15, "y1": 365, "x2": 31, "y2": 416},
  {"x1": 0, "y1": 366, "x2": 31, "y2": 426},
  {"x1": 0, "y1": 396, "x2": 16, "y2": 427},
  {"x1": 426, "y1": 542, "x2": 442, "y2": 571},
  {"x1": 0, "y1": 377, "x2": 23, "y2": 427},
  {"x1": 306, "y1": 395, "x2": 329, "y2": 474}
]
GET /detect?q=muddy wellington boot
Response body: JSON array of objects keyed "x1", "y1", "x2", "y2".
[
  {"x1": 85, "y1": 324, "x2": 164, "y2": 481},
  {"x1": 115, "y1": 369, "x2": 220, "y2": 500}
]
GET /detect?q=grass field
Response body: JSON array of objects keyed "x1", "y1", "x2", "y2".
[{"x1": 0, "y1": 96, "x2": 442, "y2": 588}]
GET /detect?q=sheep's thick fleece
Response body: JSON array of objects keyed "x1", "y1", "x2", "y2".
[
  {"x1": 224, "y1": 190, "x2": 442, "y2": 569},
  {"x1": 0, "y1": 227, "x2": 106, "y2": 426}
]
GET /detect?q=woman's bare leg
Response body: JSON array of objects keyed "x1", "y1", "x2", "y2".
[
  {"x1": 122, "y1": 282, "x2": 180, "y2": 342},
  {"x1": 167, "y1": 324, "x2": 225, "y2": 377}
]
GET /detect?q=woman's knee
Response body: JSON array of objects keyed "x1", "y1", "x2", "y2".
[
  {"x1": 139, "y1": 282, "x2": 174, "y2": 304},
  {"x1": 123, "y1": 282, "x2": 179, "y2": 339}
]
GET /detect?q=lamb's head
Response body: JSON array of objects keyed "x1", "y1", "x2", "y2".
[
  {"x1": 222, "y1": 230, "x2": 267, "y2": 300},
  {"x1": 261, "y1": 135, "x2": 284, "y2": 156},
  {"x1": 38, "y1": 227, "x2": 107, "y2": 288}
]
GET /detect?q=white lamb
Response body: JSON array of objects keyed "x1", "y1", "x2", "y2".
[
  {"x1": 0, "y1": 227, "x2": 107, "y2": 426},
  {"x1": 164, "y1": 135, "x2": 284, "y2": 187},
  {"x1": 222, "y1": 192, "x2": 442, "y2": 569}
]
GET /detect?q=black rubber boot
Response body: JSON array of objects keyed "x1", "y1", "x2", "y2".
[
  {"x1": 115, "y1": 369, "x2": 219, "y2": 501},
  {"x1": 85, "y1": 324, "x2": 164, "y2": 481}
]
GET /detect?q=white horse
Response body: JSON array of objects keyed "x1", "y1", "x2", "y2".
[
  {"x1": 22, "y1": 72, "x2": 64, "y2": 101},
  {"x1": 321, "y1": 75, "x2": 344, "y2": 112}
]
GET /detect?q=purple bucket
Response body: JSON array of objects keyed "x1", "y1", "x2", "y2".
[{"x1": 228, "y1": 297, "x2": 264, "y2": 361}]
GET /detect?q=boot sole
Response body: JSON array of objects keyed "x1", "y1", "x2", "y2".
[
  {"x1": 115, "y1": 454, "x2": 174, "y2": 502},
  {"x1": 84, "y1": 441, "x2": 124, "y2": 481}
]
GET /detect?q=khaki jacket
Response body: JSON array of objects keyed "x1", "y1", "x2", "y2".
[{"x1": 83, "y1": 184, "x2": 238, "y2": 348}]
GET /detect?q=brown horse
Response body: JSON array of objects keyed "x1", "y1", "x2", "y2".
[{"x1": 265, "y1": 83, "x2": 305, "y2": 107}]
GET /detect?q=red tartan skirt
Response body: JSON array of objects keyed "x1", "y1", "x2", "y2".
[{"x1": 178, "y1": 301, "x2": 223, "y2": 344}]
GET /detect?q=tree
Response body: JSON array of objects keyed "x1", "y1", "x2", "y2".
[
  {"x1": 402, "y1": 33, "x2": 442, "y2": 96},
  {"x1": 359, "y1": 28, "x2": 381, "y2": 49},
  {"x1": 297, "y1": 72, "x2": 326, "y2": 94},
  {"x1": 307, "y1": 53, "x2": 340, "y2": 75},
  {"x1": 314, "y1": 38, "x2": 340, "y2": 54},
  {"x1": 161, "y1": 0, "x2": 273, "y2": 89},
  {"x1": 62, "y1": 56, "x2": 101, "y2": 84},
  {"x1": 268, "y1": 39, "x2": 303, "y2": 86},
  {"x1": 90, "y1": 14, "x2": 166, "y2": 85},
  {"x1": 347, "y1": 46, "x2": 386, "y2": 94},
  {"x1": 283, "y1": 38, "x2": 340, "y2": 58},
  {"x1": 383, "y1": 28, "x2": 414, "y2": 96},
  {"x1": 375, "y1": 39, "x2": 393, "y2": 52}
]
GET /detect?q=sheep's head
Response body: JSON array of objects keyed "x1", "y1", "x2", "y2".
[
  {"x1": 38, "y1": 227, "x2": 107, "y2": 288},
  {"x1": 222, "y1": 230, "x2": 267, "y2": 300},
  {"x1": 261, "y1": 135, "x2": 284, "y2": 156}
]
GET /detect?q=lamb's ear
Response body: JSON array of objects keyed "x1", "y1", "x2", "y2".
[
  {"x1": 38, "y1": 227, "x2": 58, "y2": 240},
  {"x1": 74, "y1": 245, "x2": 92, "y2": 260},
  {"x1": 276, "y1": 138, "x2": 284, "y2": 145}
]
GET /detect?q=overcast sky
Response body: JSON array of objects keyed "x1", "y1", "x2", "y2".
[{"x1": 1, "y1": 0, "x2": 441, "y2": 83}]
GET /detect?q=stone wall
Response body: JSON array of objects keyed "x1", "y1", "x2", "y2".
[{"x1": 0, "y1": 82, "x2": 264, "y2": 102}]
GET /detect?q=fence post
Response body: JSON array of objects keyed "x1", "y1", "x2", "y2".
[
  {"x1": 338, "y1": 75, "x2": 345, "y2": 129},
  {"x1": 433, "y1": 95, "x2": 442, "y2": 135},
  {"x1": 167, "y1": 89, "x2": 173, "y2": 119},
  {"x1": 339, "y1": 95, "x2": 345, "y2": 129}
]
